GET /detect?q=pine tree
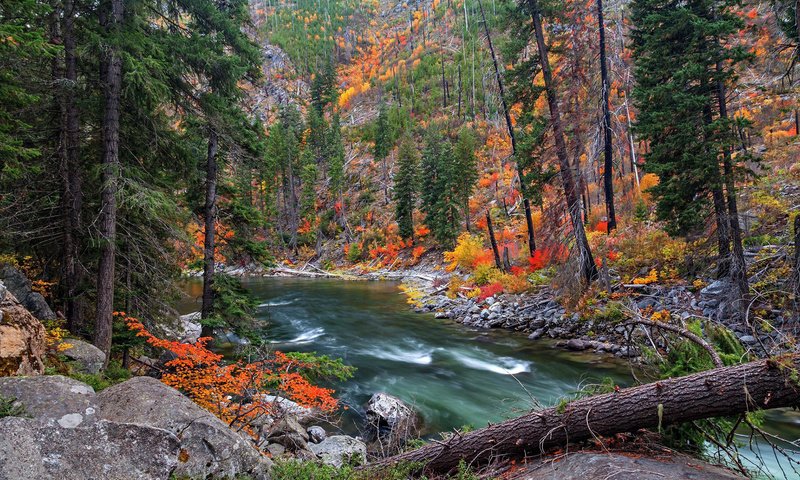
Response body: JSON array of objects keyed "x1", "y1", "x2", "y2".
[
  {"x1": 453, "y1": 127, "x2": 479, "y2": 231},
  {"x1": 394, "y1": 134, "x2": 419, "y2": 239},
  {"x1": 374, "y1": 100, "x2": 392, "y2": 204},
  {"x1": 631, "y1": 0, "x2": 750, "y2": 308},
  {"x1": 420, "y1": 129, "x2": 461, "y2": 247}
]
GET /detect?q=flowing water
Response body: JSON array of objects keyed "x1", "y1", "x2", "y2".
[{"x1": 178, "y1": 277, "x2": 800, "y2": 477}]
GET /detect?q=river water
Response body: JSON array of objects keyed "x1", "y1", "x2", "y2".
[{"x1": 178, "y1": 277, "x2": 800, "y2": 477}]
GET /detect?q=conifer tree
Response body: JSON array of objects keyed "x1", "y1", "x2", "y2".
[
  {"x1": 374, "y1": 100, "x2": 392, "y2": 204},
  {"x1": 394, "y1": 134, "x2": 419, "y2": 239},
  {"x1": 453, "y1": 127, "x2": 479, "y2": 231}
]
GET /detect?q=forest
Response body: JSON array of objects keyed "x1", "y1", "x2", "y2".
[{"x1": 0, "y1": 0, "x2": 799, "y2": 478}]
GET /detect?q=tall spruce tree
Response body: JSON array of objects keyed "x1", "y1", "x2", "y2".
[
  {"x1": 631, "y1": 0, "x2": 750, "y2": 312},
  {"x1": 394, "y1": 134, "x2": 419, "y2": 239},
  {"x1": 453, "y1": 127, "x2": 479, "y2": 231}
]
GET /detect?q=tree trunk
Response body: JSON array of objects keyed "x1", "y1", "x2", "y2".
[
  {"x1": 715, "y1": 62, "x2": 748, "y2": 316},
  {"x1": 598, "y1": 0, "x2": 616, "y2": 231},
  {"x1": 712, "y1": 186, "x2": 731, "y2": 279},
  {"x1": 794, "y1": 215, "x2": 799, "y2": 318},
  {"x1": 59, "y1": 0, "x2": 83, "y2": 333},
  {"x1": 527, "y1": 0, "x2": 597, "y2": 283},
  {"x1": 486, "y1": 212, "x2": 503, "y2": 272},
  {"x1": 478, "y1": 0, "x2": 515, "y2": 154},
  {"x1": 201, "y1": 128, "x2": 219, "y2": 336},
  {"x1": 94, "y1": 0, "x2": 124, "y2": 362},
  {"x1": 524, "y1": 198, "x2": 536, "y2": 255},
  {"x1": 375, "y1": 354, "x2": 800, "y2": 474}
]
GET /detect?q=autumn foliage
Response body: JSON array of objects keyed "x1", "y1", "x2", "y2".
[{"x1": 121, "y1": 313, "x2": 339, "y2": 431}]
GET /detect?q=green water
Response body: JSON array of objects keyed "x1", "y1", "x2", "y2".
[
  {"x1": 178, "y1": 277, "x2": 800, "y2": 477},
  {"x1": 179, "y1": 277, "x2": 632, "y2": 433}
]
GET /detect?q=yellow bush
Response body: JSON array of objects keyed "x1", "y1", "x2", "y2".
[
  {"x1": 444, "y1": 232, "x2": 485, "y2": 272},
  {"x1": 472, "y1": 263, "x2": 500, "y2": 286}
]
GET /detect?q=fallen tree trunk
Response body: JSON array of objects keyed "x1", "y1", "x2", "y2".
[{"x1": 373, "y1": 355, "x2": 800, "y2": 474}]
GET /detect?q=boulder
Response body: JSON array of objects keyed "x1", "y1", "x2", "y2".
[
  {"x1": 177, "y1": 312, "x2": 202, "y2": 343},
  {"x1": 96, "y1": 376, "x2": 272, "y2": 480},
  {"x1": 0, "y1": 265, "x2": 55, "y2": 320},
  {"x1": 264, "y1": 415, "x2": 309, "y2": 451},
  {"x1": 366, "y1": 392, "x2": 416, "y2": 432},
  {"x1": 0, "y1": 375, "x2": 97, "y2": 428},
  {"x1": 307, "y1": 425, "x2": 327, "y2": 444},
  {"x1": 0, "y1": 287, "x2": 46, "y2": 376},
  {"x1": 259, "y1": 394, "x2": 316, "y2": 424},
  {"x1": 309, "y1": 435, "x2": 367, "y2": 467},
  {"x1": 565, "y1": 339, "x2": 589, "y2": 351},
  {"x1": 0, "y1": 417, "x2": 180, "y2": 480},
  {"x1": 60, "y1": 338, "x2": 106, "y2": 374}
]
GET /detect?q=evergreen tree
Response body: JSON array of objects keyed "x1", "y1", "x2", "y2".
[
  {"x1": 420, "y1": 129, "x2": 461, "y2": 247},
  {"x1": 453, "y1": 127, "x2": 479, "y2": 231},
  {"x1": 394, "y1": 134, "x2": 419, "y2": 239},
  {"x1": 374, "y1": 99, "x2": 392, "y2": 204},
  {"x1": 327, "y1": 113, "x2": 346, "y2": 217}
]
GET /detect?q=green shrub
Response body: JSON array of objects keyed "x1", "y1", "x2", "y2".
[{"x1": 0, "y1": 395, "x2": 27, "y2": 418}]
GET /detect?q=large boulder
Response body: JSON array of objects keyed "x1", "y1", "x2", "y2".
[
  {"x1": 60, "y1": 338, "x2": 106, "y2": 374},
  {"x1": 308, "y1": 435, "x2": 367, "y2": 467},
  {"x1": 0, "y1": 375, "x2": 97, "y2": 428},
  {"x1": 96, "y1": 376, "x2": 272, "y2": 480},
  {"x1": 0, "y1": 284, "x2": 46, "y2": 376},
  {"x1": 365, "y1": 392, "x2": 417, "y2": 439},
  {"x1": 0, "y1": 417, "x2": 180, "y2": 480},
  {"x1": 0, "y1": 265, "x2": 55, "y2": 320}
]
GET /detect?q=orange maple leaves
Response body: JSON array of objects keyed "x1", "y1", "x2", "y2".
[{"x1": 120, "y1": 313, "x2": 338, "y2": 430}]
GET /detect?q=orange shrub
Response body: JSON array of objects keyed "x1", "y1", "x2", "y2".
[{"x1": 122, "y1": 313, "x2": 339, "y2": 432}]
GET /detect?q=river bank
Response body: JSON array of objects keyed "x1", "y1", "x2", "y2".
[{"x1": 202, "y1": 255, "x2": 765, "y2": 364}]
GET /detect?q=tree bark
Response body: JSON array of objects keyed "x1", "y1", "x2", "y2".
[
  {"x1": 715, "y1": 61, "x2": 748, "y2": 316},
  {"x1": 57, "y1": 0, "x2": 83, "y2": 333},
  {"x1": 478, "y1": 0, "x2": 515, "y2": 155},
  {"x1": 201, "y1": 128, "x2": 219, "y2": 335},
  {"x1": 527, "y1": 0, "x2": 597, "y2": 283},
  {"x1": 598, "y1": 0, "x2": 616, "y2": 231},
  {"x1": 794, "y1": 215, "x2": 800, "y2": 318},
  {"x1": 375, "y1": 354, "x2": 800, "y2": 474},
  {"x1": 712, "y1": 185, "x2": 731, "y2": 279},
  {"x1": 94, "y1": 0, "x2": 124, "y2": 361},
  {"x1": 524, "y1": 198, "x2": 537, "y2": 255},
  {"x1": 486, "y1": 212, "x2": 503, "y2": 272}
]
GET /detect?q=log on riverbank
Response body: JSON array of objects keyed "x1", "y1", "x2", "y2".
[{"x1": 373, "y1": 355, "x2": 800, "y2": 474}]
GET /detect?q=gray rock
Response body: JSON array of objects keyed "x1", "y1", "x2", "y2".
[
  {"x1": 0, "y1": 279, "x2": 6, "y2": 302},
  {"x1": 0, "y1": 265, "x2": 55, "y2": 320},
  {"x1": 96, "y1": 376, "x2": 272, "y2": 480},
  {"x1": 528, "y1": 328, "x2": 544, "y2": 340},
  {"x1": 177, "y1": 312, "x2": 202, "y2": 343},
  {"x1": 307, "y1": 425, "x2": 327, "y2": 444},
  {"x1": 0, "y1": 375, "x2": 97, "y2": 428},
  {"x1": 0, "y1": 417, "x2": 180, "y2": 480},
  {"x1": 61, "y1": 338, "x2": 106, "y2": 374},
  {"x1": 258, "y1": 394, "x2": 316, "y2": 424},
  {"x1": 265, "y1": 416, "x2": 309, "y2": 451},
  {"x1": 565, "y1": 339, "x2": 589, "y2": 351},
  {"x1": 739, "y1": 335, "x2": 757, "y2": 345},
  {"x1": 366, "y1": 392, "x2": 415, "y2": 432},
  {"x1": 701, "y1": 280, "x2": 729, "y2": 297},
  {"x1": 309, "y1": 435, "x2": 367, "y2": 467}
]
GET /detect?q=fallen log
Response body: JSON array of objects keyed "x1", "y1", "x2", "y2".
[{"x1": 373, "y1": 354, "x2": 800, "y2": 474}]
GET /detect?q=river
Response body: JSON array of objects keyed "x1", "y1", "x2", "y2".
[{"x1": 178, "y1": 277, "x2": 800, "y2": 478}]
